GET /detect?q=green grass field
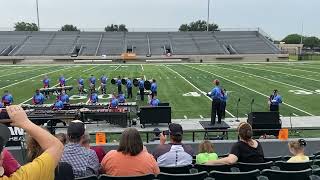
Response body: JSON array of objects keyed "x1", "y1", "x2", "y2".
[{"x1": 1, "y1": 62, "x2": 320, "y2": 119}]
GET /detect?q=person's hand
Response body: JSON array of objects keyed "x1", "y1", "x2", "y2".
[
  {"x1": 160, "y1": 133, "x2": 167, "y2": 145},
  {"x1": 6, "y1": 105, "x2": 31, "y2": 128}
]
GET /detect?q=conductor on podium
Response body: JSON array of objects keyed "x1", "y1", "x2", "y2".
[{"x1": 208, "y1": 79, "x2": 222, "y2": 125}]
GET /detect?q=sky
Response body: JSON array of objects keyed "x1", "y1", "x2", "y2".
[{"x1": 0, "y1": 0, "x2": 318, "y2": 40}]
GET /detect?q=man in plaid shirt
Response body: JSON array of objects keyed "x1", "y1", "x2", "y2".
[{"x1": 60, "y1": 121, "x2": 99, "y2": 178}]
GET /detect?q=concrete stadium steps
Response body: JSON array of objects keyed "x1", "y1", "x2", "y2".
[
  {"x1": 149, "y1": 32, "x2": 171, "y2": 55},
  {"x1": 77, "y1": 32, "x2": 101, "y2": 56},
  {"x1": 42, "y1": 32, "x2": 79, "y2": 56},
  {"x1": 191, "y1": 32, "x2": 226, "y2": 54},
  {"x1": 0, "y1": 31, "x2": 29, "y2": 55},
  {"x1": 126, "y1": 32, "x2": 149, "y2": 56},
  {"x1": 97, "y1": 32, "x2": 125, "y2": 56}
]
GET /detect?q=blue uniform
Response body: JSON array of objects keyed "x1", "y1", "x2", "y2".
[
  {"x1": 59, "y1": 76, "x2": 66, "y2": 86},
  {"x1": 270, "y1": 95, "x2": 282, "y2": 106},
  {"x1": 117, "y1": 94, "x2": 126, "y2": 103},
  {"x1": 151, "y1": 83, "x2": 157, "y2": 92},
  {"x1": 221, "y1": 92, "x2": 228, "y2": 102},
  {"x1": 54, "y1": 100, "x2": 64, "y2": 110},
  {"x1": 110, "y1": 98, "x2": 119, "y2": 108},
  {"x1": 33, "y1": 93, "x2": 45, "y2": 105},
  {"x1": 78, "y1": 78, "x2": 84, "y2": 86},
  {"x1": 149, "y1": 98, "x2": 160, "y2": 107},
  {"x1": 100, "y1": 76, "x2": 107, "y2": 84},
  {"x1": 89, "y1": 77, "x2": 96, "y2": 85},
  {"x1": 209, "y1": 87, "x2": 222, "y2": 100},
  {"x1": 2, "y1": 94, "x2": 13, "y2": 106},
  {"x1": 43, "y1": 78, "x2": 50, "y2": 88},
  {"x1": 0, "y1": 102, "x2": 4, "y2": 108},
  {"x1": 138, "y1": 80, "x2": 145, "y2": 89},
  {"x1": 90, "y1": 93, "x2": 99, "y2": 104},
  {"x1": 116, "y1": 79, "x2": 122, "y2": 86},
  {"x1": 59, "y1": 94, "x2": 69, "y2": 103},
  {"x1": 126, "y1": 79, "x2": 132, "y2": 88}
]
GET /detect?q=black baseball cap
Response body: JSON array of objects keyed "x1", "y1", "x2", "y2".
[
  {"x1": 67, "y1": 121, "x2": 85, "y2": 139},
  {"x1": 169, "y1": 123, "x2": 183, "y2": 136},
  {"x1": 0, "y1": 124, "x2": 10, "y2": 152}
]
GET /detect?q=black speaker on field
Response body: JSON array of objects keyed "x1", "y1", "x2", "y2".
[{"x1": 247, "y1": 112, "x2": 282, "y2": 137}]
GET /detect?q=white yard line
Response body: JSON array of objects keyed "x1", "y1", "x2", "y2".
[
  {"x1": 184, "y1": 115, "x2": 188, "y2": 119},
  {"x1": 269, "y1": 65, "x2": 320, "y2": 75},
  {"x1": 0, "y1": 67, "x2": 47, "y2": 79},
  {"x1": 215, "y1": 66, "x2": 312, "y2": 91},
  {"x1": 186, "y1": 65, "x2": 315, "y2": 116},
  {"x1": 292, "y1": 113, "x2": 299, "y2": 117},
  {"x1": 0, "y1": 67, "x2": 71, "y2": 90},
  {"x1": 234, "y1": 65, "x2": 320, "y2": 83},
  {"x1": 114, "y1": 65, "x2": 121, "y2": 71},
  {"x1": 141, "y1": 64, "x2": 144, "y2": 71},
  {"x1": 82, "y1": 66, "x2": 97, "y2": 72},
  {"x1": 165, "y1": 65, "x2": 235, "y2": 118},
  {"x1": 19, "y1": 77, "x2": 73, "y2": 105}
]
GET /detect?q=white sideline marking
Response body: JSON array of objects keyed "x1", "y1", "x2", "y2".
[
  {"x1": 140, "y1": 64, "x2": 144, "y2": 71},
  {"x1": 184, "y1": 115, "x2": 188, "y2": 119},
  {"x1": 200, "y1": 115, "x2": 204, "y2": 119},
  {"x1": 20, "y1": 77, "x2": 73, "y2": 105},
  {"x1": 270, "y1": 65, "x2": 320, "y2": 75},
  {"x1": 165, "y1": 65, "x2": 235, "y2": 118},
  {"x1": 144, "y1": 75, "x2": 147, "y2": 80},
  {"x1": 215, "y1": 66, "x2": 312, "y2": 91},
  {"x1": 293, "y1": 113, "x2": 299, "y2": 117},
  {"x1": 186, "y1": 65, "x2": 315, "y2": 116},
  {"x1": 82, "y1": 66, "x2": 97, "y2": 73},
  {"x1": 0, "y1": 67, "x2": 71, "y2": 90},
  {"x1": 235, "y1": 65, "x2": 320, "y2": 82}
]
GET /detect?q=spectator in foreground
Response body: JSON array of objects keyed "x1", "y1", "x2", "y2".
[
  {"x1": 287, "y1": 139, "x2": 309, "y2": 162},
  {"x1": 0, "y1": 125, "x2": 20, "y2": 177},
  {"x1": 0, "y1": 105, "x2": 64, "y2": 180},
  {"x1": 206, "y1": 122, "x2": 265, "y2": 165},
  {"x1": 101, "y1": 128, "x2": 160, "y2": 176},
  {"x1": 81, "y1": 134, "x2": 106, "y2": 163},
  {"x1": 196, "y1": 140, "x2": 218, "y2": 164},
  {"x1": 60, "y1": 121, "x2": 99, "y2": 178},
  {"x1": 25, "y1": 135, "x2": 74, "y2": 180},
  {"x1": 153, "y1": 123, "x2": 194, "y2": 167}
]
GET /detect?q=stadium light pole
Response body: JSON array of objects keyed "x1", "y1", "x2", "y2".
[
  {"x1": 207, "y1": 0, "x2": 210, "y2": 31},
  {"x1": 36, "y1": 0, "x2": 40, "y2": 31}
]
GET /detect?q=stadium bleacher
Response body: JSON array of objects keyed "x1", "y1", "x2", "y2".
[{"x1": 0, "y1": 31, "x2": 281, "y2": 57}]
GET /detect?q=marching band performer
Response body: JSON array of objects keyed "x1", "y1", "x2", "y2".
[
  {"x1": 116, "y1": 76, "x2": 122, "y2": 94},
  {"x1": 89, "y1": 91, "x2": 99, "y2": 104},
  {"x1": 126, "y1": 78, "x2": 133, "y2": 99},
  {"x1": 109, "y1": 93, "x2": 119, "y2": 109},
  {"x1": 100, "y1": 75, "x2": 108, "y2": 94},
  {"x1": 221, "y1": 88, "x2": 228, "y2": 119},
  {"x1": 2, "y1": 90, "x2": 13, "y2": 106},
  {"x1": 150, "y1": 79, "x2": 158, "y2": 98},
  {"x1": 32, "y1": 89, "x2": 45, "y2": 105},
  {"x1": 117, "y1": 91, "x2": 126, "y2": 103},
  {"x1": 208, "y1": 79, "x2": 222, "y2": 125},
  {"x1": 43, "y1": 75, "x2": 50, "y2": 98},
  {"x1": 138, "y1": 77, "x2": 145, "y2": 101},
  {"x1": 78, "y1": 77, "x2": 85, "y2": 95},
  {"x1": 148, "y1": 94, "x2": 160, "y2": 107},
  {"x1": 268, "y1": 89, "x2": 283, "y2": 112},
  {"x1": 59, "y1": 90, "x2": 70, "y2": 104},
  {"x1": 89, "y1": 75, "x2": 96, "y2": 94},
  {"x1": 58, "y1": 75, "x2": 66, "y2": 87},
  {"x1": 53, "y1": 98, "x2": 64, "y2": 110}
]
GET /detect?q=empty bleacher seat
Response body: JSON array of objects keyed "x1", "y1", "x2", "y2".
[
  {"x1": 261, "y1": 169, "x2": 315, "y2": 180},
  {"x1": 237, "y1": 161, "x2": 273, "y2": 172},
  {"x1": 157, "y1": 171, "x2": 208, "y2": 180},
  {"x1": 99, "y1": 174, "x2": 155, "y2": 180},
  {"x1": 159, "y1": 165, "x2": 193, "y2": 174},
  {"x1": 209, "y1": 169, "x2": 261, "y2": 180},
  {"x1": 75, "y1": 175, "x2": 98, "y2": 180},
  {"x1": 194, "y1": 164, "x2": 237, "y2": 172},
  {"x1": 275, "y1": 161, "x2": 313, "y2": 171}
]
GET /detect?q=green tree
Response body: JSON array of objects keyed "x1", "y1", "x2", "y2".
[
  {"x1": 14, "y1": 22, "x2": 39, "y2": 31},
  {"x1": 282, "y1": 34, "x2": 302, "y2": 44},
  {"x1": 104, "y1": 24, "x2": 128, "y2": 32},
  {"x1": 179, "y1": 20, "x2": 219, "y2": 31},
  {"x1": 303, "y1": 36, "x2": 320, "y2": 49},
  {"x1": 59, "y1": 24, "x2": 79, "y2": 31}
]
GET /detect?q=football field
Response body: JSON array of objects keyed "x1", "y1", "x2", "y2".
[{"x1": 1, "y1": 62, "x2": 320, "y2": 119}]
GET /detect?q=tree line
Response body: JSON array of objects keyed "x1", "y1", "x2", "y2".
[{"x1": 281, "y1": 34, "x2": 320, "y2": 49}]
